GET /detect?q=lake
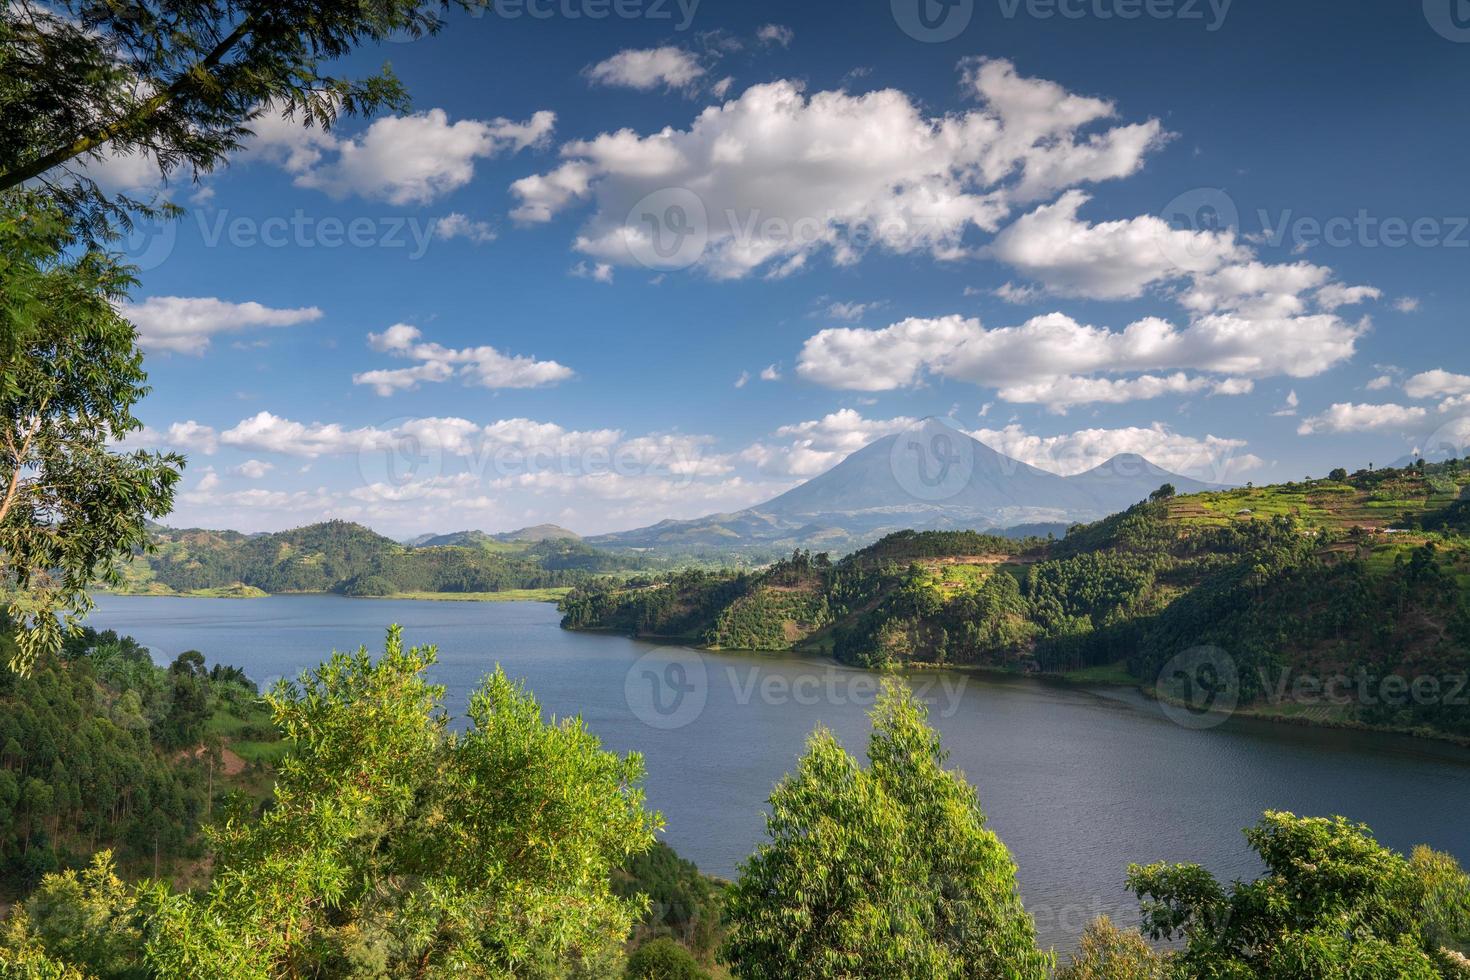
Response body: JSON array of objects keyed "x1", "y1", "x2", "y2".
[{"x1": 85, "y1": 593, "x2": 1470, "y2": 951}]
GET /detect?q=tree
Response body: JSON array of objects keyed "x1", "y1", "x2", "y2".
[
  {"x1": 0, "y1": 195, "x2": 181, "y2": 674},
  {"x1": 133, "y1": 626, "x2": 660, "y2": 977},
  {"x1": 1329, "y1": 467, "x2": 1349, "y2": 482},
  {"x1": 626, "y1": 938, "x2": 709, "y2": 980},
  {"x1": 1055, "y1": 917, "x2": 1168, "y2": 980},
  {"x1": 1127, "y1": 811, "x2": 1467, "y2": 978},
  {"x1": 1148, "y1": 484, "x2": 1176, "y2": 502},
  {"x1": 721, "y1": 680, "x2": 1050, "y2": 979},
  {"x1": 1, "y1": 0, "x2": 488, "y2": 236}
]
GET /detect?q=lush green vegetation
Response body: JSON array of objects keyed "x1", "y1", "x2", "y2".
[
  {"x1": 0, "y1": 621, "x2": 278, "y2": 897},
  {"x1": 3, "y1": 630, "x2": 1467, "y2": 978},
  {"x1": 564, "y1": 462, "x2": 1470, "y2": 739},
  {"x1": 115, "y1": 520, "x2": 652, "y2": 599}
]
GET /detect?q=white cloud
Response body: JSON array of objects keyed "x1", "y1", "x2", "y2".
[
  {"x1": 571, "y1": 261, "x2": 615, "y2": 283},
  {"x1": 987, "y1": 190, "x2": 1244, "y2": 301},
  {"x1": 193, "y1": 467, "x2": 221, "y2": 493},
  {"x1": 759, "y1": 364, "x2": 781, "y2": 382},
  {"x1": 796, "y1": 310, "x2": 1362, "y2": 409},
  {"x1": 1366, "y1": 374, "x2": 1394, "y2": 391},
  {"x1": 1271, "y1": 389, "x2": 1299, "y2": 417},
  {"x1": 220, "y1": 412, "x2": 394, "y2": 457},
  {"x1": 756, "y1": 23, "x2": 794, "y2": 46},
  {"x1": 278, "y1": 108, "x2": 555, "y2": 205},
  {"x1": 229, "y1": 459, "x2": 275, "y2": 479},
  {"x1": 973, "y1": 422, "x2": 1261, "y2": 481},
  {"x1": 586, "y1": 47, "x2": 705, "y2": 91},
  {"x1": 165, "y1": 421, "x2": 220, "y2": 455},
  {"x1": 435, "y1": 213, "x2": 497, "y2": 244},
  {"x1": 825, "y1": 301, "x2": 880, "y2": 321},
  {"x1": 734, "y1": 370, "x2": 750, "y2": 388},
  {"x1": 1395, "y1": 297, "x2": 1421, "y2": 313},
  {"x1": 993, "y1": 282, "x2": 1040, "y2": 304},
  {"x1": 1297, "y1": 403, "x2": 1429, "y2": 435},
  {"x1": 512, "y1": 59, "x2": 1166, "y2": 279},
  {"x1": 353, "y1": 324, "x2": 574, "y2": 395},
  {"x1": 1316, "y1": 282, "x2": 1383, "y2": 311},
  {"x1": 711, "y1": 76, "x2": 735, "y2": 98},
  {"x1": 1405, "y1": 369, "x2": 1470, "y2": 400},
  {"x1": 120, "y1": 296, "x2": 323, "y2": 354},
  {"x1": 741, "y1": 409, "x2": 915, "y2": 477}
]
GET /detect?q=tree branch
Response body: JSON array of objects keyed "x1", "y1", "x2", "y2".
[{"x1": 0, "y1": 17, "x2": 255, "y2": 192}]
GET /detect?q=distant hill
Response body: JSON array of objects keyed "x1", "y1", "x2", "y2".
[
  {"x1": 564, "y1": 459, "x2": 1470, "y2": 740},
  {"x1": 119, "y1": 520, "x2": 643, "y2": 598},
  {"x1": 589, "y1": 419, "x2": 1220, "y2": 555},
  {"x1": 406, "y1": 525, "x2": 581, "y2": 549}
]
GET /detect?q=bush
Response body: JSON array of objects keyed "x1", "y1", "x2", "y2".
[{"x1": 625, "y1": 938, "x2": 708, "y2": 979}]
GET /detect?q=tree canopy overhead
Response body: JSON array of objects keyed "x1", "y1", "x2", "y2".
[{"x1": 1, "y1": 0, "x2": 487, "y2": 235}]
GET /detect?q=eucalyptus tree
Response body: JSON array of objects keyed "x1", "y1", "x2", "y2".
[{"x1": 721, "y1": 680, "x2": 1051, "y2": 979}]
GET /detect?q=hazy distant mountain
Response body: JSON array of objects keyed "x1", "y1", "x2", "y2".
[
  {"x1": 590, "y1": 419, "x2": 1222, "y2": 555},
  {"x1": 408, "y1": 525, "x2": 581, "y2": 548}
]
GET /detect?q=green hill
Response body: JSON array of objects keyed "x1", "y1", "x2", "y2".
[
  {"x1": 116, "y1": 520, "x2": 649, "y2": 598},
  {"x1": 561, "y1": 460, "x2": 1470, "y2": 739}
]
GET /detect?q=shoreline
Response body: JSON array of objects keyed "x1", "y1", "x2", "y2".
[
  {"x1": 100, "y1": 587, "x2": 570, "y2": 603},
  {"x1": 565, "y1": 625, "x2": 1470, "y2": 748}
]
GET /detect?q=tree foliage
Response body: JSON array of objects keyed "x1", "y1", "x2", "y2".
[
  {"x1": 129, "y1": 626, "x2": 660, "y2": 977},
  {"x1": 0, "y1": 195, "x2": 181, "y2": 673},
  {"x1": 720, "y1": 680, "x2": 1050, "y2": 979},
  {"x1": 1127, "y1": 811, "x2": 1470, "y2": 978}
]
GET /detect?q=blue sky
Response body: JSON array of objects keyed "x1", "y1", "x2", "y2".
[{"x1": 102, "y1": 0, "x2": 1470, "y2": 536}]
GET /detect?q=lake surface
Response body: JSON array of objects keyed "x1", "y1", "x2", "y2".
[{"x1": 86, "y1": 594, "x2": 1470, "y2": 951}]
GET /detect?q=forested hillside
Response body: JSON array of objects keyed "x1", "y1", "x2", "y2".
[
  {"x1": 116, "y1": 520, "x2": 651, "y2": 598},
  {"x1": 562, "y1": 460, "x2": 1470, "y2": 739},
  {"x1": 0, "y1": 622, "x2": 280, "y2": 897}
]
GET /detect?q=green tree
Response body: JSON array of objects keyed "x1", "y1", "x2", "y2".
[
  {"x1": 132, "y1": 626, "x2": 660, "y2": 977},
  {"x1": 0, "y1": 196, "x2": 181, "y2": 674},
  {"x1": 1329, "y1": 467, "x2": 1349, "y2": 482},
  {"x1": 1056, "y1": 917, "x2": 1168, "y2": 980},
  {"x1": 625, "y1": 938, "x2": 709, "y2": 980},
  {"x1": 721, "y1": 680, "x2": 1049, "y2": 979},
  {"x1": 1128, "y1": 811, "x2": 1464, "y2": 978}
]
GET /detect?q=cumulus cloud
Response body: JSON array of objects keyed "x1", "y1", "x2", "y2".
[
  {"x1": 1366, "y1": 374, "x2": 1394, "y2": 391},
  {"x1": 120, "y1": 296, "x2": 323, "y2": 354},
  {"x1": 1297, "y1": 403, "x2": 1429, "y2": 435},
  {"x1": 988, "y1": 190, "x2": 1244, "y2": 301},
  {"x1": 586, "y1": 47, "x2": 705, "y2": 90},
  {"x1": 257, "y1": 108, "x2": 555, "y2": 205},
  {"x1": 1405, "y1": 369, "x2": 1470, "y2": 400},
  {"x1": 796, "y1": 310, "x2": 1362, "y2": 410},
  {"x1": 352, "y1": 324, "x2": 574, "y2": 396},
  {"x1": 973, "y1": 422, "x2": 1261, "y2": 481},
  {"x1": 511, "y1": 59, "x2": 1166, "y2": 278}
]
